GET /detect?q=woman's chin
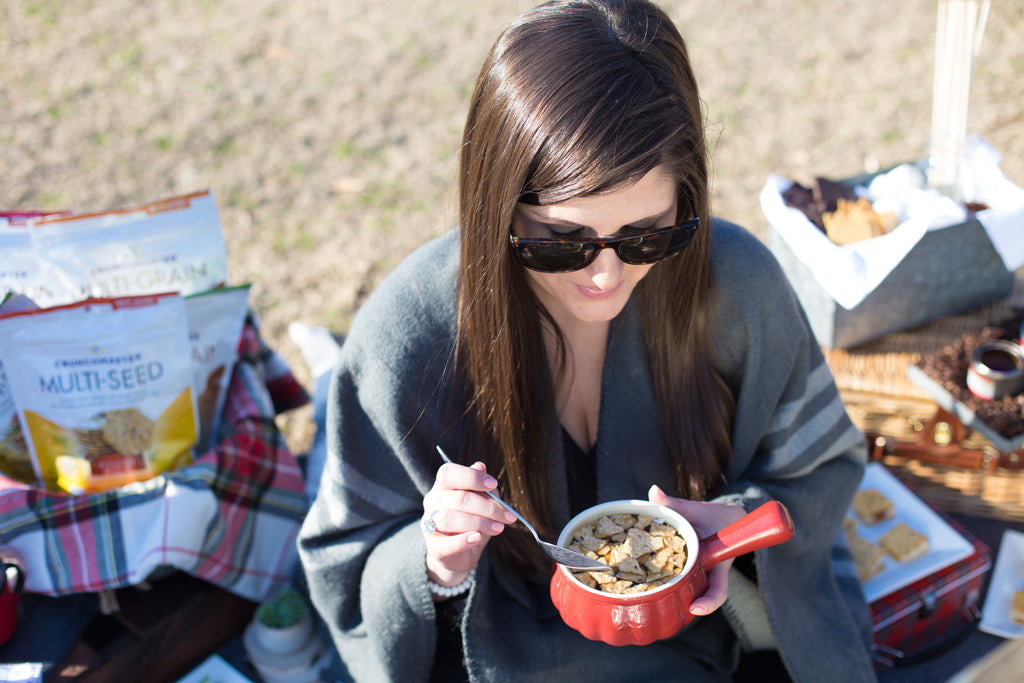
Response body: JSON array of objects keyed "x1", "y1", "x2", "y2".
[{"x1": 564, "y1": 295, "x2": 631, "y2": 324}]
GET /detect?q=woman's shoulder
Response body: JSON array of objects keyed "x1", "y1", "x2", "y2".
[
  {"x1": 708, "y1": 218, "x2": 788, "y2": 291},
  {"x1": 708, "y1": 218, "x2": 808, "y2": 370},
  {"x1": 343, "y1": 230, "x2": 459, "y2": 360}
]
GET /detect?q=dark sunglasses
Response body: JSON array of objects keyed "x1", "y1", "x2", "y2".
[{"x1": 509, "y1": 217, "x2": 700, "y2": 273}]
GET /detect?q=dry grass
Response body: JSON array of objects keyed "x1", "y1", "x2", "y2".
[{"x1": 2, "y1": 0, "x2": 1021, "y2": 453}]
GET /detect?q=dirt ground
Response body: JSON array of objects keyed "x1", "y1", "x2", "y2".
[{"x1": 2, "y1": 0, "x2": 1022, "y2": 454}]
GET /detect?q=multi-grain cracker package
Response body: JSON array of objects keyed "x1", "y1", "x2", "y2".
[
  {"x1": 0, "y1": 293, "x2": 198, "y2": 493},
  {"x1": 184, "y1": 285, "x2": 251, "y2": 452},
  {"x1": 0, "y1": 292, "x2": 39, "y2": 483},
  {"x1": 1, "y1": 215, "x2": 51, "y2": 306},
  {"x1": 27, "y1": 190, "x2": 228, "y2": 308}
]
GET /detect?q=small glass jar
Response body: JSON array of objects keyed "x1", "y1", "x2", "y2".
[{"x1": 966, "y1": 340, "x2": 1024, "y2": 400}]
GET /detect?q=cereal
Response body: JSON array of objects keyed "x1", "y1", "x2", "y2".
[{"x1": 569, "y1": 512, "x2": 688, "y2": 593}]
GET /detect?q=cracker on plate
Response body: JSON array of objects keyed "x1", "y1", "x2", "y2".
[
  {"x1": 852, "y1": 489, "x2": 894, "y2": 525},
  {"x1": 848, "y1": 534, "x2": 885, "y2": 582},
  {"x1": 879, "y1": 523, "x2": 929, "y2": 563}
]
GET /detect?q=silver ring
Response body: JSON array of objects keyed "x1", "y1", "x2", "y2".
[{"x1": 422, "y1": 510, "x2": 440, "y2": 535}]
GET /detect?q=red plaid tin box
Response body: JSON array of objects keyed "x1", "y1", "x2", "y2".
[{"x1": 870, "y1": 513, "x2": 991, "y2": 668}]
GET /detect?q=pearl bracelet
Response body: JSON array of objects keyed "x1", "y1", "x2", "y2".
[{"x1": 428, "y1": 573, "x2": 474, "y2": 599}]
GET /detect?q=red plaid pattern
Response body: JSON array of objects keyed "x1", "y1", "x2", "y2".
[{"x1": 871, "y1": 513, "x2": 991, "y2": 668}]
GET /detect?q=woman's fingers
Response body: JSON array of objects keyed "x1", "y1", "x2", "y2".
[
  {"x1": 647, "y1": 485, "x2": 746, "y2": 536},
  {"x1": 423, "y1": 506, "x2": 509, "y2": 538},
  {"x1": 690, "y1": 560, "x2": 732, "y2": 616},
  {"x1": 436, "y1": 460, "x2": 497, "y2": 493},
  {"x1": 648, "y1": 484, "x2": 744, "y2": 616},
  {"x1": 425, "y1": 461, "x2": 517, "y2": 528}
]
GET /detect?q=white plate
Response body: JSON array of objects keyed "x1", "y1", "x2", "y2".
[
  {"x1": 175, "y1": 654, "x2": 254, "y2": 683},
  {"x1": 854, "y1": 463, "x2": 975, "y2": 603},
  {"x1": 979, "y1": 529, "x2": 1024, "y2": 638}
]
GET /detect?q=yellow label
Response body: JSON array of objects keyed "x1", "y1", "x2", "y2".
[
  {"x1": 23, "y1": 411, "x2": 78, "y2": 486},
  {"x1": 24, "y1": 387, "x2": 196, "y2": 493},
  {"x1": 145, "y1": 387, "x2": 197, "y2": 474}
]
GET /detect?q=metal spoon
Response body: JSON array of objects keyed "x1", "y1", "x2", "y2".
[{"x1": 435, "y1": 445, "x2": 611, "y2": 572}]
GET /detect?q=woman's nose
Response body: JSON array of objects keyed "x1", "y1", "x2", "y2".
[{"x1": 584, "y1": 246, "x2": 624, "y2": 288}]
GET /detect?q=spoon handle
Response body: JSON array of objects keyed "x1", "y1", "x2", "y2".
[{"x1": 434, "y1": 445, "x2": 541, "y2": 541}]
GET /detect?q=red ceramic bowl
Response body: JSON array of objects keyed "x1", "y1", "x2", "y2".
[{"x1": 550, "y1": 499, "x2": 793, "y2": 646}]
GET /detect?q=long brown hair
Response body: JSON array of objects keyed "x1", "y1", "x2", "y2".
[{"x1": 456, "y1": 0, "x2": 734, "y2": 573}]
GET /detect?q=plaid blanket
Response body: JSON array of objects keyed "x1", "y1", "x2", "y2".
[{"x1": 0, "y1": 323, "x2": 309, "y2": 602}]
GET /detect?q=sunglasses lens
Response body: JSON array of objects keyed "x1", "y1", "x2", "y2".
[
  {"x1": 513, "y1": 220, "x2": 698, "y2": 273},
  {"x1": 618, "y1": 224, "x2": 694, "y2": 264},
  {"x1": 519, "y1": 242, "x2": 594, "y2": 272}
]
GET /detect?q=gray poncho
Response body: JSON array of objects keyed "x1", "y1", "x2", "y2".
[{"x1": 298, "y1": 220, "x2": 877, "y2": 682}]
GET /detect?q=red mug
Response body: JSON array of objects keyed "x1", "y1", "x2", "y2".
[
  {"x1": 551, "y1": 499, "x2": 794, "y2": 646},
  {"x1": 0, "y1": 561, "x2": 24, "y2": 645}
]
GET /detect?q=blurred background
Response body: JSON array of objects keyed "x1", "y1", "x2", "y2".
[{"x1": 2, "y1": 0, "x2": 1022, "y2": 453}]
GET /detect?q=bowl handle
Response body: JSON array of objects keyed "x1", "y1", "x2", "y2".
[{"x1": 699, "y1": 501, "x2": 794, "y2": 570}]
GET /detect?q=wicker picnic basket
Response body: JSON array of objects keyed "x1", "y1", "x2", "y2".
[{"x1": 822, "y1": 274, "x2": 1024, "y2": 522}]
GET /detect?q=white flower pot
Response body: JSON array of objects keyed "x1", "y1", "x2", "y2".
[
  {"x1": 253, "y1": 610, "x2": 314, "y2": 655},
  {"x1": 243, "y1": 610, "x2": 327, "y2": 683}
]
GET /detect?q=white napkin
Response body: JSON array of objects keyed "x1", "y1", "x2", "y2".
[{"x1": 760, "y1": 135, "x2": 1024, "y2": 309}]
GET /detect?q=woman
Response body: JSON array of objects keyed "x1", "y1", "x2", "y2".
[{"x1": 298, "y1": 1, "x2": 876, "y2": 681}]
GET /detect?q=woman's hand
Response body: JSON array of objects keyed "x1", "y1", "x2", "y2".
[
  {"x1": 422, "y1": 460, "x2": 517, "y2": 587},
  {"x1": 648, "y1": 484, "x2": 746, "y2": 617}
]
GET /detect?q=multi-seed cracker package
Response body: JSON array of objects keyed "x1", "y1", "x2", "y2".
[
  {"x1": 0, "y1": 292, "x2": 39, "y2": 483},
  {"x1": 0, "y1": 293, "x2": 198, "y2": 493}
]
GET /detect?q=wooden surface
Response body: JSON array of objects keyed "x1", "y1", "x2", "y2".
[{"x1": 948, "y1": 636, "x2": 1024, "y2": 682}]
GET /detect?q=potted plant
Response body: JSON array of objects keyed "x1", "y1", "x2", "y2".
[{"x1": 251, "y1": 587, "x2": 314, "y2": 655}]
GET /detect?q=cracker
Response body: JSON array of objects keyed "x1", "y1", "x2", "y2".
[
  {"x1": 647, "y1": 522, "x2": 677, "y2": 538},
  {"x1": 823, "y1": 197, "x2": 897, "y2": 245},
  {"x1": 573, "y1": 525, "x2": 607, "y2": 554},
  {"x1": 879, "y1": 523, "x2": 929, "y2": 563},
  {"x1": 852, "y1": 489, "x2": 894, "y2": 525},
  {"x1": 614, "y1": 556, "x2": 644, "y2": 577},
  {"x1": 101, "y1": 408, "x2": 154, "y2": 456},
  {"x1": 842, "y1": 515, "x2": 858, "y2": 538},
  {"x1": 622, "y1": 527, "x2": 657, "y2": 559},
  {"x1": 594, "y1": 515, "x2": 625, "y2": 538},
  {"x1": 848, "y1": 534, "x2": 885, "y2": 582},
  {"x1": 645, "y1": 547, "x2": 674, "y2": 573},
  {"x1": 1013, "y1": 590, "x2": 1024, "y2": 625}
]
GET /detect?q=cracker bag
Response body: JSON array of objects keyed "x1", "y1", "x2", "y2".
[
  {"x1": 0, "y1": 292, "x2": 39, "y2": 483},
  {"x1": 1, "y1": 214, "x2": 55, "y2": 306},
  {"x1": 184, "y1": 285, "x2": 251, "y2": 452},
  {"x1": 0, "y1": 293, "x2": 198, "y2": 493},
  {"x1": 27, "y1": 190, "x2": 228, "y2": 307}
]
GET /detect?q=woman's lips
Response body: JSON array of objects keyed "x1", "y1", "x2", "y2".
[{"x1": 575, "y1": 281, "x2": 622, "y2": 300}]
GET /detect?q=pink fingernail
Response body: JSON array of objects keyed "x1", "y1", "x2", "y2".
[
  {"x1": 490, "y1": 522, "x2": 504, "y2": 533},
  {"x1": 484, "y1": 476, "x2": 498, "y2": 489}
]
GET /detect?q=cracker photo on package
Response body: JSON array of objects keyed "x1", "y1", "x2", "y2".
[{"x1": 0, "y1": 293, "x2": 198, "y2": 493}]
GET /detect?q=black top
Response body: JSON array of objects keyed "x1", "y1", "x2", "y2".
[{"x1": 563, "y1": 428, "x2": 597, "y2": 516}]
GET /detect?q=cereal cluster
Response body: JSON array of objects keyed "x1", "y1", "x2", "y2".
[{"x1": 568, "y1": 512, "x2": 688, "y2": 594}]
